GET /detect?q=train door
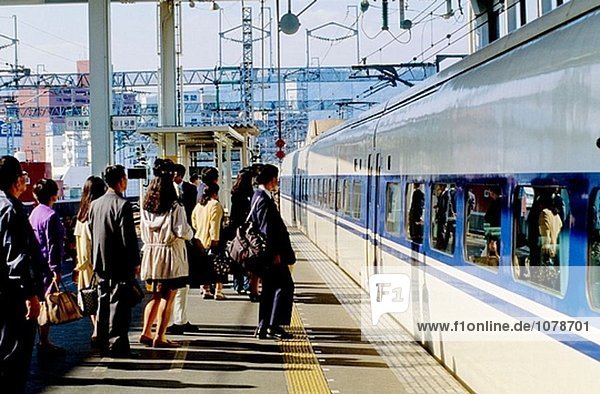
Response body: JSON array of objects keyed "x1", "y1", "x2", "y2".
[{"x1": 366, "y1": 152, "x2": 382, "y2": 274}]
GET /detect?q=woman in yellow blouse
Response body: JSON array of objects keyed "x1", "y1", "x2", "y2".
[
  {"x1": 74, "y1": 176, "x2": 106, "y2": 342},
  {"x1": 191, "y1": 183, "x2": 226, "y2": 299}
]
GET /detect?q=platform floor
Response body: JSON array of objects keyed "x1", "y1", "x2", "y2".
[{"x1": 26, "y1": 228, "x2": 467, "y2": 393}]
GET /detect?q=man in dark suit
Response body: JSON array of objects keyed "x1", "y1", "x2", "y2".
[
  {"x1": 89, "y1": 165, "x2": 140, "y2": 357},
  {"x1": 0, "y1": 156, "x2": 44, "y2": 393},
  {"x1": 250, "y1": 164, "x2": 295, "y2": 340},
  {"x1": 168, "y1": 164, "x2": 199, "y2": 334}
]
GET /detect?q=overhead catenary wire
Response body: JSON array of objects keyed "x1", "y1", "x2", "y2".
[{"x1": 18, "y1": 19, "x2": 88, "y2": 51}]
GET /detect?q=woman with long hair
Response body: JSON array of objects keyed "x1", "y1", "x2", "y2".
[
  {"x1": 139, "y1": 170, "x2": 193, "y2": 348},
  {"x1": 192, "y1": 183, "x2": 226, "y2": 299},
  {"x1": 229, "y1": 168, "x2": 259, "y2": 301},
  {"x1": 29, "y1": 178, "x2": 65, "y2": 353},
  {"x1": 74, "y1": 176, "x2": 106, "y2": 344}
]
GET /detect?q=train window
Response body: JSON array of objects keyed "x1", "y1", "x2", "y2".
[
  {"x1": 352, "y1": 180, "x2": 362, "y2": 219},
  {"x1": 430, "y1": 183, "x2": 456, "y2": 254},
  {"x1": 589, "y1": 189, "x2": 600, "y2": 308},
  {"x1": 329, "y1": 179, "x2": 335, "y2": 209},
  {"x1": 385, "y1": 182, "x2": 401, "y2": 235},
  {"x1": 513, "y1": 186, "x2": 569, "y2": 294},
  {"x1": 343, "y1": 179, "x2": 351, "y2": 216},
  {"x1": 336, "y1": 179, "x2": 342, "y2": 211},
  {"x1": 464, "y1": 185, "x2": 502, "y2": 269},
  {"x1": 387, "y1": 156, "x2": 391, "y2": 171},
  {"x1": 405, "y1": 182, "x2": 425, "y2": 244}
]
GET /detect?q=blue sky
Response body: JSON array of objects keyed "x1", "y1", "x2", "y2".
[{"x1": 0, "y1": 0, "x2": 469, "y2": 73}]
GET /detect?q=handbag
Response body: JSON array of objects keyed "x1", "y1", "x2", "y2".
[
  {"x1": 226, "y1": 198, "x2": 267, "y2": 275},
  {"x1": 77, "y1": 274, "x2": 98, "y2": 317},
  {"x1": 211, "y1": 251, "x2": 233, "y2": 277},
  {"x1": 38, "y1": 280, "x2": 83, "y2": 326}
]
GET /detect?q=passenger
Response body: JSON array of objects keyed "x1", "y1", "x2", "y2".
[
  {"x1": 197, "y1": 166, "x2": 219, "y2": 203},
  {"x1": 190, "y1": 173, "x2": 200, "y2": 188},
  {"x1": 484, "y1": 187, "x2": 501, "y2": 228},
  {"x1": 229, "y1": 168, "x2": 260, "y2": 301},
  {"x1": 465, "y1": 189, "x2": 476, "y2": 233},
  {"x1": 192, "y1": 184, "x2": 226, "y2": 299},
  {"x1": 552, "y1": 187, "x2": 566, "y2": 223},
  {"x1": 408, "y1": 183, "x2": 425, "y2": 244},
  {"x1": 167, "y1": 164, "x2": 199, "y2": 335},
  {"x1": 251, "y1": 164, "x2": 296, "y2": 340},
  {"x1": 539, "y1": 194, "x2": 563, "y2": 266},
  {"x1": 0, "y1": 156, "x2": 44, "y2": 393},
  {"x1": 139, "y1": 171, "x2": 193, "y2": 348},
  {"x1": 29, "y1": 178, "x2": 65, "y2": 354},
  {"x1": 527, "y1": 192, "x2": 545, "y2": 266},
  {"x1": 89, "y1": 165, "x2": 140, "y2": 358},
  {"x1": 74, "y1": 176, "x2": 107, "y2": 345}
]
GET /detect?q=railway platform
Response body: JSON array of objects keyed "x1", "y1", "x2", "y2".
[{"x1": 26, "y1": 228, "x2": 467, "y2": 394}]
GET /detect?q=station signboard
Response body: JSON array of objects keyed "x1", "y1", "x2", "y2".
[
  {"x1": 112, "y1": 116, "x2": 138, "y2": 131},
  {"x1": 65, "y1": 116, "x2": 90, "y2": 131},
  {"x1": 0, "y1": 120, "x2": 23, "y2": 137}
]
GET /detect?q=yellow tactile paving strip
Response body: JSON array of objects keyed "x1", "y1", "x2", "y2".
[{"x1": 281, "y1": 305, "x2": 331, "y2": 394}]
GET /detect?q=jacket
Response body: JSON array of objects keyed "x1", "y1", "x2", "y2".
[
  {"x1": 89, "y1": 190, "x2": 140, "y2": 281},
  {"x1": 191, "y1": 199, "x2": 223, "y2": 250},
  {"x1": 29, "y1": 204, "x2": 64, "y2": 289},
  {"x1": 0, "y1": 191, "x2": 45, "y2": 299},
  {"x1": 140, "y1": 203, "x2": 193, "y2": 280},
  {"x1": 250, "y1": 189, "x2": 295, "y2": 265}
]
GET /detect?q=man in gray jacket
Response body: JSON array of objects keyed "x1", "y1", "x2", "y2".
[
  {"x1": 0, "y1": 156, "x2": 44, "y2": 393},
  {"x1": 89, "y1": 165, "x2": 141, "y2": 357}
]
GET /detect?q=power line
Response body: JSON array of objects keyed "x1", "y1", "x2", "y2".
[
  {"x1": 19, "y1": 41, "x2": 79, "y2": 63},
  {"x1": 18, "y1": 19, "x2": 88, "y2": 51}
]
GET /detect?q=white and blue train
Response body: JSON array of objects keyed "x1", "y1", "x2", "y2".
[{"x1": 280, "y1": 1, "x2": 600, "y2": 392}]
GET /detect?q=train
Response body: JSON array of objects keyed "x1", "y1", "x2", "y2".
[{"x1": 279, "y1": 1, "x2": 600, "y2": 392}]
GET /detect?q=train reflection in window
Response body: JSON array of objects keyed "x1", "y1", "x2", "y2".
[
  {"x1": 343, "y1": 179, "x2": 351, "y2": 216},
  {"x1": 513, "y1": 186, "x2": 569, "y2": 294},
  {"x1": 385, "y1": 182, "x2": 401, "y2": 235},
  {"x1": 405, "y1": 182, "x2": 425, "y2": 244},
  {"x1": 431, "y1": 183, "x2": 457, "y2": 254},
  {"x1": 464, "y1": 185, "x2": 502, "y2": 269},
  {"x1": 588, "y1": 189, "x2": 600, "y2": 308}
]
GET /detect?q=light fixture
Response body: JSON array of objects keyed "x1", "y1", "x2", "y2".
[
  {"x1": 188, "y1": 0, "x2": 195, "y2": 8},
  {"x1": 280, "y1": 11, "x2": 300, "y2": 35},
  {"x1": 210, "y1": 1, "x2": 220, "y2": 11}
]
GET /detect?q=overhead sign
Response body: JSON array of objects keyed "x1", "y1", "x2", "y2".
[
  {"x1": 112, "y1": 116, "x2": 138, "y2": 131},
  {"x1": 65, "y1": 116, "x2": 90, "y2": 131}
]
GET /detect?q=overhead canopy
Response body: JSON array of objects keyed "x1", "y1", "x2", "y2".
[{"x1": 138, "y1": 124, "x2": 259, "y2": 151}]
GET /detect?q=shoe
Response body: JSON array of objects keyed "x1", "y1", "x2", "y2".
[
  {"x1": 254, "y1": 327, "x2": 268, "y2": 339},
  {"x1": 202, "y1": 292, "x2": 214, "y2": 299},
  {"x1": 182, "y1": 322, "x2": 199, "y2": 333},
  {"x1": 214, "y1": 292, "x2": 226, "y2": 300},
  {"x1": 267, "y1": 327, "x2": 293, "y2": 340},
  {"x1": 166, "y1": 324, "x2": 185, "y2": 335},
  {"x1": 153, "y1": 339, "x2": 181, "y2": 348},
  {"x1": 139, "y1": 335, "x2": 153, "y2": 346},
  {"x1": 249, "y1": 293, "x2": 260, "y2": 303}
]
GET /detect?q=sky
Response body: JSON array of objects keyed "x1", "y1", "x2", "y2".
[{"x1": 0, "y1": 0, "x2": 470, "y2": 74}]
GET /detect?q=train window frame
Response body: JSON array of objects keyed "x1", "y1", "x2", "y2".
[
  {"x1": 430, "y1": 182, "x2": 457, "y2": 255},
  {"x1": 343, "y1": 179, "x2": 351, "y2": 216},
  {"x1": 335, "y1": 178, "x2": 342, "y2": 211},
  {"x1": 588, "y1": 188, "x2": 600, "y2": 310},
  {"x1": 385, "y1": 182, "x2": 402, "y2": 235},
  {"x1": 463, "y1": 184, "x2": 502, "y2": 271},
  {"x1": 328, "y1": 178, "x2": 335, "y2": 210},
  {"x1": 405, "y1": 182, "x2": 425, "y2": 244},
  {"x1": 512, "y1": 185, "x2": 569, "y2": 296}
]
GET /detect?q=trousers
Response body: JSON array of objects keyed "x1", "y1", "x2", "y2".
[
  {"x1": 0, "y1": 297, "x2": 36, "y2": 394},
  {"x1": 171, "y1": 285, "x2": 189, "y2": 325},
  {"x1": 258, "y1": 264, "x2": 294, "y2": 329},
  {"x1": 96, "y1": 279, "x2": 132, "y2": 354}
]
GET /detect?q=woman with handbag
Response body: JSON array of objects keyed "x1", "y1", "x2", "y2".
[
  {"x1": 192, "y1": 183, "x2": 226, "y2": 300},
  {"x1": 140, "y1": 171, "x2": 193, "y2": 348},
  {"x1": 74, "y1": 176, "x2": 106, "y2": 345},
  {"x1": 28, "y1": 178, "x2": 64, "y2": 354}
]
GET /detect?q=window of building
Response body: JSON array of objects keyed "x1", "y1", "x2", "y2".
[
  {"x1": 385, "y1": 182, "x2": 402, "y2": 235},
  {"x1": 352, "y1": 180, "x2": 362, "y2": 219},
  {"x1": 464, "y1": 184, "x2": 502, "y2": 269},
  {"x1": 430, "y1": 183, "x2": 456, "y2": 254},
  {"x1": 513, "y1": 185, "x2": 569, "y2": 294},
  {"x1": 405, "y1": 182, "x2": 425, "y2": 244}
]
